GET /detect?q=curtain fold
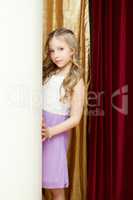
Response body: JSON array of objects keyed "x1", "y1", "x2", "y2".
[
  {"x1": 88, "y1": 0, "x2": 128, "y2": 200},
  {"x1": 43, "y1": 1, "x2": 90, "y2": 200}
]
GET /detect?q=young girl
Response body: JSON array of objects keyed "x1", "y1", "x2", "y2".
[{"x1": 42, "y1": 28, "x2": 85, "y2": 200}]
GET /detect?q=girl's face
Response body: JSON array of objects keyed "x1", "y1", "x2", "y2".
[{"x1": 48, "y1": 36, "x2": 74, "y2": 68}]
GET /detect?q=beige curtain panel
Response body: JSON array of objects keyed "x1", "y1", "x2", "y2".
[{"x1": 42, "y1": 0, "x2": 90, "y2": 199}]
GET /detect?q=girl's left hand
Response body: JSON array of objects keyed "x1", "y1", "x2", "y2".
[
  {"x1": 41, "y1": 118, "x2": 46, "y2": 141},
  {"x1": 42, "y1": 127, "x2": 52, "y2": 142}
]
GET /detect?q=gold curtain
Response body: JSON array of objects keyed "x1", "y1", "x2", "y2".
[{"x1": 43, "y1": 1, "x2": 90, "y2": 199}]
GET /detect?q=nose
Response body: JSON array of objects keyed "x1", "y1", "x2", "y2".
[{"x1": 54, "y1": 51, "x2": 60, "y2": 59}]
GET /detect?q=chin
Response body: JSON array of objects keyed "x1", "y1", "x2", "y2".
[{"x1": 56, "y1": 64, "x2": 65, "y2": 68}]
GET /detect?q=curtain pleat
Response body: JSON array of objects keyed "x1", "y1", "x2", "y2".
[
  {"x1": 46, "y1": 0, "x2": 53, "y2": 34},
  {"x1": 55, "y1": 0, "x2": 63, "y2": 27},
  {"x1": 88, "y1": 0, "x2": 128, "y2": 200}
]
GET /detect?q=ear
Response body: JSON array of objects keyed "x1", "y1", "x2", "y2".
[{"x1": 71, "y1": 48, "x2": 75, "y2": 56}]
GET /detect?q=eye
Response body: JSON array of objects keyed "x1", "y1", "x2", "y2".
[
  {"x1": 49, "y1": 49, "x2": 54, "y2": 53},
  {"x1": 59, "y1": 47, "x2": 64, "y2": 51}
]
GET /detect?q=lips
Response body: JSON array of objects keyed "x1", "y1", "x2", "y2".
[
  {"x1": 55, "y1": 60, "x2": 62, "y2": 63},
  {"x1": 55, "y1": 60, "x2": 63, "y2": 65}
]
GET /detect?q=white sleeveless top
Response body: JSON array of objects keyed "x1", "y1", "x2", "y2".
[{"x1": 42, "y1": 74, "x2": 71, "y2": 116}]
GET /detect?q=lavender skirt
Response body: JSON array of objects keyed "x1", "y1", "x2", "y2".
[{"x1": 42, "y1": 110, "x2": 69, "y2": 189}]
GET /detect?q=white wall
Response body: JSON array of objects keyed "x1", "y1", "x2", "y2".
[{"x1": 0, "y1": 1, "x2": 42, "y2": 200}]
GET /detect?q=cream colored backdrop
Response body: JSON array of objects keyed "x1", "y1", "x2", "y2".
[{"x1": 43, "y1": 1, "x2": 90, "y2": 199}]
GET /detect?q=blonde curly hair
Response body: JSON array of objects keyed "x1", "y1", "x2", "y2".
[{"x1": 43, "y1": 27, "x2": 84, "y2": 103}]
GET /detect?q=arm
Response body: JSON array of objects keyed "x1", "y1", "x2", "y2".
[{"x1": 47, "y1": 78, "x2": 85, "y2": 138}]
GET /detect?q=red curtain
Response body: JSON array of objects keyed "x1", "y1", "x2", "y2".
[{"x1": 88, "y1": 0, "x2": 128, "y2": 200}]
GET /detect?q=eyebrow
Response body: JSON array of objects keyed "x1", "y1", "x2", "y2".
[
  {"x1": 49, "y1": 48, "x2": 54, "y2": 51},
  {"x1": 49, "y1": 46, "x2": 64, "y2": 50}
]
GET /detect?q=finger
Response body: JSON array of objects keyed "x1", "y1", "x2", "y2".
[
  {"x1": 42, "y1": 127, "x2": 46, "y2": 132},
  {"x1": 41, "y1": 128, "x2": 47, "y2": 136},
  {"x1": 42, "y1": 137, "x2": 46, "y2": 142},
  {"x1": 42, "y1": 122, "x2": 46, "y2": 128},
  {"x1": 41, "y1": 133, "x2": 45, "y2": 137},
  {"x1": 42, "y1": 122, "x2": 45, "y2": 127},
  {"x1": 42, "y1": 125, "x2": 45, "y2": 129},
  {"x1": 41, "y1": 130, "x2": 46, "y2": 136},
  {"x1": 42, "y1": 118, "x2": 45, "y2": 122}
]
